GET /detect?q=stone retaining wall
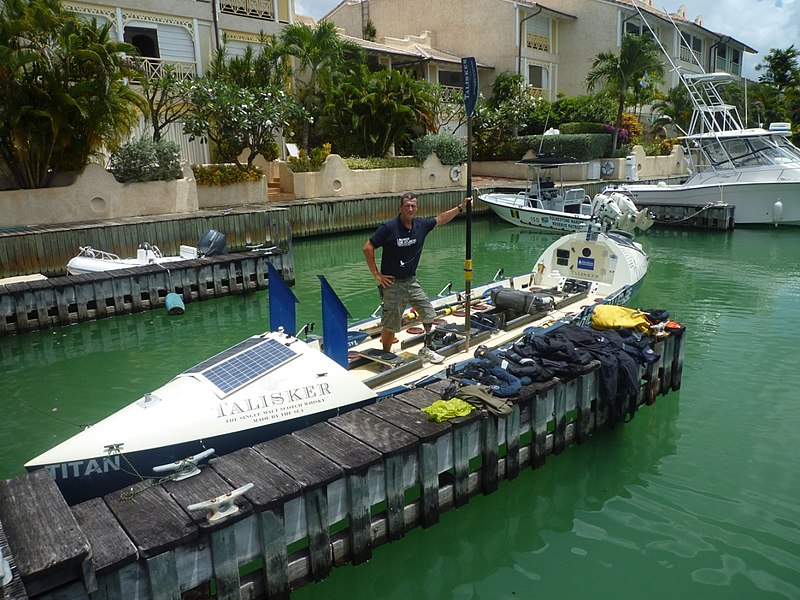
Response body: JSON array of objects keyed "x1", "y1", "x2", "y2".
[{"x1": 277, "y1": 154, "x2": 466, "y2": 199}]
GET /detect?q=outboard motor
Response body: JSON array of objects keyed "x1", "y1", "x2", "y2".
[
  {"x1": 197, "y1": 229, "x2": 227, "y2": 257},
  {"x1": 490, "y1": 288, "x2": 554, "y2": 315}
]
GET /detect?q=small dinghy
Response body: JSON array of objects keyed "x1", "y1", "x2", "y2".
[{"x1": 66, "y1": 229, "x2": 228, "y2": 275}]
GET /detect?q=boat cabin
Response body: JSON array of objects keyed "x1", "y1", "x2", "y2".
[{"x1": 516, "y1": 160, "x2": 591, "y2": 215}]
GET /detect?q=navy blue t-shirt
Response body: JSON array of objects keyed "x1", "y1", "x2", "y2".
[{"x1": 369, "y1": 215, "x2": 437, "y2": 278}]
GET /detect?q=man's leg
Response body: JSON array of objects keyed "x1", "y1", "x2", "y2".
[
  {"x1": 380, "y1": 328, "x2": 395, "y2": 352},
  {"x1": 379, "y1": 281, "x2": 405, "y2": 352}
]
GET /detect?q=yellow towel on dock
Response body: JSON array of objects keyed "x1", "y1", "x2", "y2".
[
  {"x1": 421, "y1": 399, "x2": 475, "y2": 422},
  {"x1": 591, "y1": 305, "x2": 651, "y2": 333}
]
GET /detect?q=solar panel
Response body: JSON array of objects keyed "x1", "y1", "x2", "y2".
[{"x1": 185, "y1": 337, "x2": 298, "y2": 396}]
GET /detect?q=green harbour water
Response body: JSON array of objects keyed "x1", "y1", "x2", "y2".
[{"x1": 2, "y1": 217, "x2": 799, "y2": 598}]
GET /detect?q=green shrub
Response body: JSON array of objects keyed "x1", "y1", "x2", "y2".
[
  {"x1": 558, "y1": 122, "x2": 607, "y2": 134},
  {"x1": 287, "y1": 144, "x2": 331, "y2": 172},
  {"x1": 659, "y1": 138, "x2": 681, "y2": 155},
  {"x1": 344, "y1": 156, "x2": 420, "y2": 170},
  {"x1": 475, "y1": 133, "x2": 612, "y2": 161},
  {"x1": 192, "y1": 164, "x2": 263, "y2": 186},
  {"x1": 411, "y1": 134, "x2": 467, "y2": 165},
  {"x1": 108, "y1": 138, "x2": 182, "y2": 183}
]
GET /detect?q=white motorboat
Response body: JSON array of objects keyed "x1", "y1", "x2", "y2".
[
  {"x1": 609, "y1": 9, "x2": 800, "y2": 226},
  {"x1": 26, "y1": 226, "x2": 649, "y2": 504},
  {"x1": 66, "y1": 229, "x2": 228, "y2": 275},
  {"x1": 478, "y1": 158, "x2": 653, "y2": 235}
]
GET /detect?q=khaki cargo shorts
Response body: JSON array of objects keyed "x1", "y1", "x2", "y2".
[{"x1": 380, "y1": 276, "x2": 436, "y2": 332}]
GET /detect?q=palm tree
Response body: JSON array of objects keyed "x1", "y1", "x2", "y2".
[
  {"x1": 585, "y1": 34, "x2": 664, "y2": 153},
  {"x1": 651, "y1": 85, "x2": 693, "y2": 136},
  {"x1": 0, "y1": 0, "x2": 145, "y2": 188},
  {"x1": 322, "y1": 66, "x2": 433, "y2": 157},
  {"x1": 279, "y1": 21, "x2": 363, "y2": 153}
]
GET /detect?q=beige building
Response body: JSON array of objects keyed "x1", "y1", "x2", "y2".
[{"x1": 324, "y1": 0, "x2": 756, "y2": 99}]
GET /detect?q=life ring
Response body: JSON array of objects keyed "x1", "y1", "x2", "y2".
[
  {"x1": 449, "y1": 165, "x2": 462, "y2": 183},
  {"x1": 600, "y1": 160, "x2": 615, "y2": 177}
]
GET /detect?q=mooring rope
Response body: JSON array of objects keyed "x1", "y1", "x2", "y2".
[
  {"x1": 650, "y1": 202, "x2": 719, "y2": 224},
  {"x1": 114, "y1": 441, "x2": 216, "y2": 501}
]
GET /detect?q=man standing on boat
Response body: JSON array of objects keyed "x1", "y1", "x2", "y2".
[{"x1": 364, "y1": 191, "x2": 472, "y2": 363}]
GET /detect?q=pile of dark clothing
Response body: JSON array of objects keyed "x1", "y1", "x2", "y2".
[{"x1": 453, "y1": 323, "x2": 660, "y2": 423}]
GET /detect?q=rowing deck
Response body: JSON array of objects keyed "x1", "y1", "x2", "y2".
[{"x1": 0, "y1": 325, "x2": 685, "y2": 599}]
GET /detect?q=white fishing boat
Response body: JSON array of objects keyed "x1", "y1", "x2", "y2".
[
  {"x1": 26, "y1": 225, "x2": 649, "y2": 504},
  {"x1": 608, "y1": 9, "x2": 800, "y2": 226},
  {"x1": 478, "y1": 158, "x2": 653, "y2": 235},
  {"x1": 66, "y1": 229, "x2": 228, "y2": 275}
]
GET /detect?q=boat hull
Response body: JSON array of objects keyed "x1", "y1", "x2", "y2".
[
  {"x1": 25, "y1": 332, "x2": 377, "y2": 504},
  {"x1": 479, "y1": 193, "x2": 590, "y2": 233},
  {"x1": 31, "y1": 402, "x2": 373, "y2": 504},
  {"x1": 614, "y1": 176, "x2": 800, "y2": 226},
  {"x1": 66, "y1": 254, "x2": 187, "y2": 275}
]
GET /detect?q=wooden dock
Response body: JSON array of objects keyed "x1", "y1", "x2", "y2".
[
  {"x1": 0, "y1": 207, "x2": 293, "y2": 280},
  {"x1": 0, "y1": 250, "x2": 292, "y2": 336},
  {"x1": 0, "y1": 325, "x2": 685, "y2": 600}
]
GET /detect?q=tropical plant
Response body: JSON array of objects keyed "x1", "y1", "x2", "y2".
[
  {"x1": 182, "y1": 78, "x2": 302, "y2": 170},
  {"x1": 287, "y1": 143, "x2": 331, "y2": 172},
  {"x1": 585, "y1": 34, "x2": 664, "y2": 152},
  {"x1": 756, "y1": 46, "x2": 800, "y2": 89},
  {"x1": 0, "y1": 0, "x2": 146, "y2": 189},
  {"x1": 320, "y1": 65, "x2": 433, "y2": 157},
  {"x1": 280, "y1": 21, "x2": 364, "y2": 153},
  {"x1": 192, "y1": 163, "x2": 263, "y2": 186},
  {"x1": 651, "y1": 85, "x2": 693, "y2": 136},
  {"x1": 411, "y1": 134, "x2": 467, "y2": 165},
  {"x1": 362, "y1": 19, "x2": 377, "y2": 42},
  {"x1": 136, "y1": 64, "x2": 193, "y2": 143},
  {"x1": 344, "y1": 156, "x2": 419, "y2": 169},
  {"x1": 108, "y1": 138, "x2": 182, "y2": 183},
  {"x1": 754, "y1": 46, "x2": 800, "y2": 139},
  {"x1": 208, "y1": 34, "x2": 292, "y2": 90},
  {"x1": 416, "y1": 80, "x2": 466, "y2": 134},
  {"x1": 551, "y1": 93, "x2": 616, "y2": 127},
  {"x1": 489, "y1": 72, "x2": 526, "y2": 108}
]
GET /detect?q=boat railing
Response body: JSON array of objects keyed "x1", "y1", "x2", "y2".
[{"x1": 77, "y1": 246, "x2": 120, "y2": 261}]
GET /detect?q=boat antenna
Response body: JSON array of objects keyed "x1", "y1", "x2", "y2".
[
  {"x1": 538, "y1": 102, "x2": 552, "y2": 155},
  {"x1": 461, "y1": 57, "x2": 479, "y2": 351}
]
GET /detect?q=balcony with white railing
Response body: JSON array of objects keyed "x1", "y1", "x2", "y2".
[
  {"x1": 219, "y1": 0, "x2": 274, "y2": 21},
  {"x1": 441, "y1": 85, "x2": 462, "y2": 103},
  {"x1": 132, "y1": 57, "x2": 197, "y2": 82},
  {"x1": 526, "y1": 32, "x2": 550, "y2": 52},
  {"x1": 528, "y1": 86, "x2": 547, "y2": 99}
]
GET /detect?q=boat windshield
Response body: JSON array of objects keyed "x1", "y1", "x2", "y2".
[{"x1": 699, "y1": 134, "x2": 800, "y2": 169}]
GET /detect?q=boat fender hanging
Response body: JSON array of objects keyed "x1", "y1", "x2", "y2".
[
  {"x1": 449, "y1": 165, "x2": 462, "y2": 182},
  {"x1": 165, "y1": 292, "x2": 185, "y2": 315},
  {"x1": 773, "y1": 199, "x2": 784, "y2": 225}
]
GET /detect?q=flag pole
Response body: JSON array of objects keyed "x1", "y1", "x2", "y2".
[{"x1": 461, "y1": 57, "x2": 478, "y2": 352}]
